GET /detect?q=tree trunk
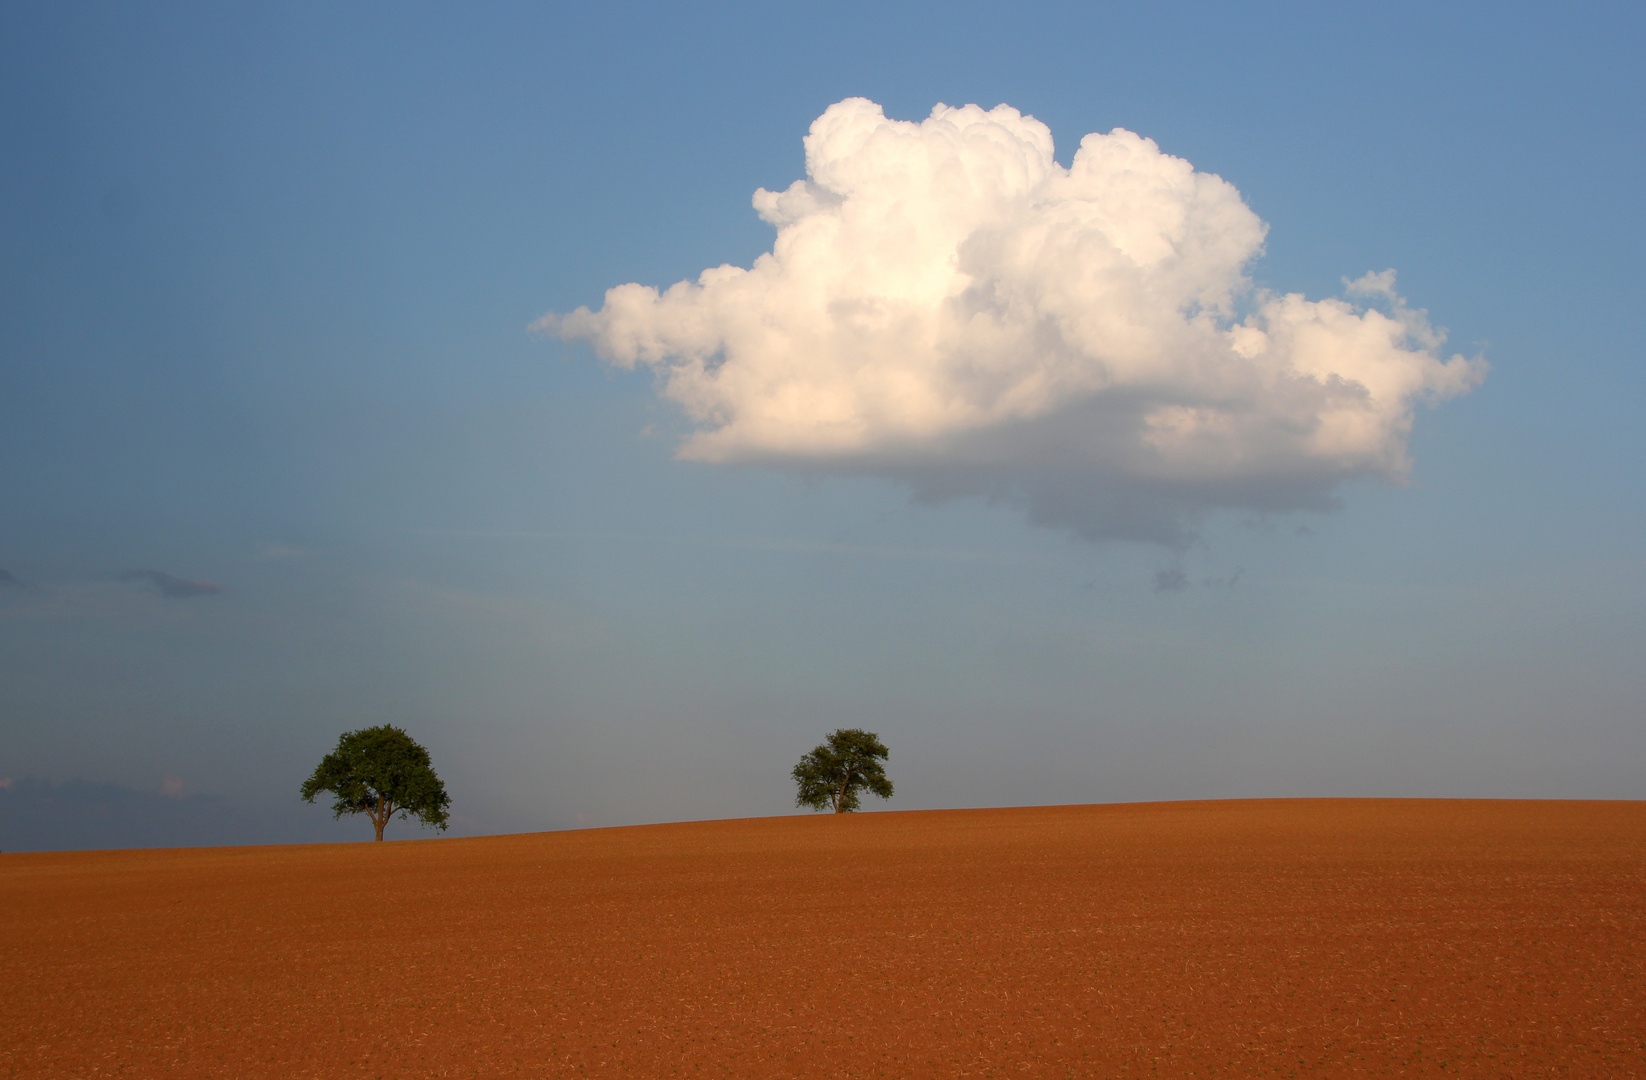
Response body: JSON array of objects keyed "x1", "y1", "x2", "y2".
[
  {"x1": 373, "y1": 817, "x2": 385, "y2": 841},
  {"x1": 835, "y1": 774, "x2": 852, "y2": 813},
  {"x1": 373, "y1": 794, "x2": 387, "y2": 841}
]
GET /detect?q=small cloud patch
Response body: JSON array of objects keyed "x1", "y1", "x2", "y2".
[
  {"x1": 256, "y1": 543, "x2": 312, "y2": 561},
  {"x1": 1153, "y1": 567, "x2": 1189, "y2": 593},
  {"x1": 122, "y1": 571, "x2": 227, "y2": 599}
]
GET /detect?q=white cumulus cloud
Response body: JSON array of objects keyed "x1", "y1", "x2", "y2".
[{"x1": 541, "y1": 98, "x2": 1484, "y2": 544}]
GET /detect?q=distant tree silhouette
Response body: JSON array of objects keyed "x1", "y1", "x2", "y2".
[
  {"x1": 301, "y1": 725, "x2": 450, "y2": 841},
  {"x1": 792, "y1": 728, "x2": 894, "y2": 813}
]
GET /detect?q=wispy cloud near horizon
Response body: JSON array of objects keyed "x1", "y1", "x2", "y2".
[
  {"x1": 408, "y1": 527, "x2": 993, "y2": 563},
  {"x1": 544, "y1": 98, "x2": 1484, "y2": 545},
  {"x1": 121, "y1": 570, "x2": 227, "y2": 599},
  {"x1": 0, "y1": 775, "x2": 351, "y2": 852}
]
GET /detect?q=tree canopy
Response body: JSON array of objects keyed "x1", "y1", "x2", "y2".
[
  {"x1": 300, "y1": 725, "x2": 451, "y2": 841},
  {"x1": 792, "y1": 728, "x2": 894, "y2": 813}
]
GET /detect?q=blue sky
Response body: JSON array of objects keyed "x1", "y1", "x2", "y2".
[{"x1": 2, "y1": 2, "x2": 1643, "y2": 850}]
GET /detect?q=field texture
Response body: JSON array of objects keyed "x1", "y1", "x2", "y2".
[{"x1": 3, "y1": 799, "x2": 1644, "y2": 1078}]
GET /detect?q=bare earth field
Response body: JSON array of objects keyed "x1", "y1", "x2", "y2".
[{"x1": 3, "y1": 799, "x2": 1644, "y2": 1079}]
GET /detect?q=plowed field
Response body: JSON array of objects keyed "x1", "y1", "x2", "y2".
[{"x1": 3, "y1": 799, "x2": 1644, "y2": 1078}]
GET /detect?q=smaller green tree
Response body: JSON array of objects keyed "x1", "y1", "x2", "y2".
[
  {"x1": 300, "y1": 725, "x2": 451, "y2": 841},
  {"x1": 792, "y1": 728, "x2": 894, "y2": 813}
]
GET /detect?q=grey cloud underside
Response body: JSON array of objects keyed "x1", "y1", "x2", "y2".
[
  {"x1": 914, "y1": 466, "x2": 1342, "y2": 547},
  {"x1": 744, "y1": 395, "x2": 1352, "y2": 545},
  {"x1": 807, "y1": 458, "x2": 1345, "y2": 546},
  {"x1": 122, "y1": 570, "x2": 227, "y2": 599}
]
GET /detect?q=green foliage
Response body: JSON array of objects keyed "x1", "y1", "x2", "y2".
[
  {"x1": 792, "y1": 728, "x2": 894, "y2": 813},
  {"x1": 300, "y1": 725, "x2": 451, "y2": 841}
]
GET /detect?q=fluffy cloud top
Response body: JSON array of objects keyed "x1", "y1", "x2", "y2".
[{"x1": 544, "y1": 98, "x2": 1484, "y2": 542}]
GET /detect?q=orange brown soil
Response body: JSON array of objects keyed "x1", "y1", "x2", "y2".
[{"x1": 3, "y1": 799, "x2": 1645, "y2": 1078}]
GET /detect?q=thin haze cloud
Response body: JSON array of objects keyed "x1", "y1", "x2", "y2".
[
  {"x1": 544, "y1": 98, "x2": 1485, "y2": 545},
  {"x1": 121, "y1": 570, "x2": 227, "y2": 599},
  {"x1": 408, "y1": 527, "x2": 991, "y2": 562}
]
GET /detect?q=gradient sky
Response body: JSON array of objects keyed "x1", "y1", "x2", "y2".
[{"x1": 3, "y1": 2, "x2": 1643, "y2": 851}]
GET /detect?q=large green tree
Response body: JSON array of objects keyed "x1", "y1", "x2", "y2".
[
  {"x1": 300, "y1": 725, "x2": 451, "y2": 841},
  {"x1": 792, "y1": 728, "x2": 894, "y2": 813}
]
